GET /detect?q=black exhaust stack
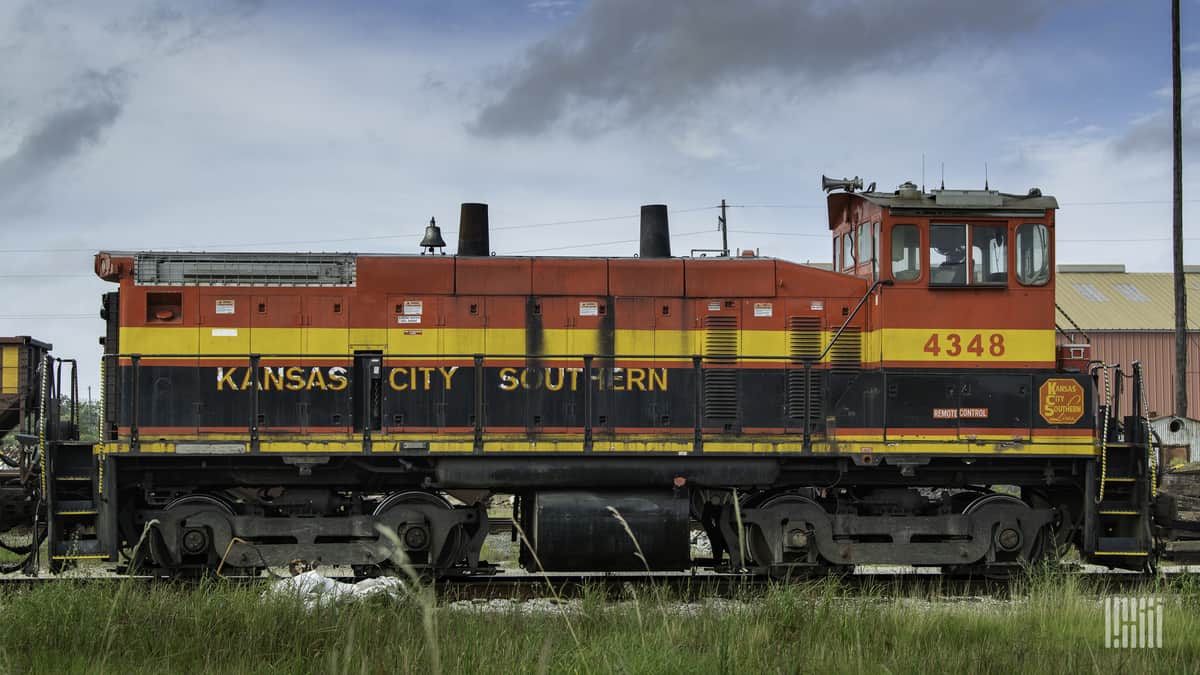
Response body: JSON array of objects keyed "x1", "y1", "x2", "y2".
[
  {"x1": 639, "y1": 204, "x2": 671, "y2": 258},
  {"x1": 457, "y1": 203, "x2": 490, "y2": 256}
]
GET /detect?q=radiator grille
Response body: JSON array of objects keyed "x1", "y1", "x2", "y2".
[
  {"x1": 787, "y1": 316, "x2": 823, "y2": 421},
  {"x1": 702, "y1": 315, "x2": 739, "y2": 420},
  {"x1": 828, "y1": 326, "x2": 863, "y2": 371}
]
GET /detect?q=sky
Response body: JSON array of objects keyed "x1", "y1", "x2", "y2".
[{"x1": 0, "y1": 0, "x2": 1197, "y2": 396}]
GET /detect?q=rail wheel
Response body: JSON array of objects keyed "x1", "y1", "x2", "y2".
[
  {"x1": 147, "y1": 493, "x2": 250, "y2": 577},
  {"x1": 946, "y1": 493, "x2": 1048, "y2": 579},
  {"x1": 372, "y1": 491, "x2": 467, "y2": 573},
  {"x1": 746, "y1": 493, "x2": 843, "y2": 580}
]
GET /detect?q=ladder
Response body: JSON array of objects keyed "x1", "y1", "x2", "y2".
[
  {"x1": 1087, "y1": 362, "x2": 1157, "y2": 568},
  {"x1": 44, "y1": 442, "x2": 105, "y2": 572}
]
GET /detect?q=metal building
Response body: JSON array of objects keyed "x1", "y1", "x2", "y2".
[{"x1": 1055, "y1": 264, "x2": 1200, "y2": 418}]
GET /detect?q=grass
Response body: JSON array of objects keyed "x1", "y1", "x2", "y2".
[{"x1": 0, "y1": 569, "x2": 1196, "y2": 673}]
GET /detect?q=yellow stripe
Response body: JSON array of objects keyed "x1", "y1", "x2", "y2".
[
  {"x1": 121, "y1": 326, "x2": 1056, "y2": 363},
  {"x1": 97, "y1": 434, "x2": 1098, "y2": 457}
]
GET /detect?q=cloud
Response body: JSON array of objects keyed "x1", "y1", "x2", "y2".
[
  {"x1": 471, "y1": 0, "x2": 1071, "y2": 137},
  {"x1": 1112, "y1": 70, "x2": 1200, "y2": 157},
  {"x1": 0, "y1": 68, "x2": 128, "y2": 198},
  {"x1": 0, "y1": 0, "x2": 264, "y2": 201}
]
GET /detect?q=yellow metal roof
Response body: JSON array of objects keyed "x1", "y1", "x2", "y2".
[{"x1": 1055, "y1": 266, "x2": 1200, "y2": 331}]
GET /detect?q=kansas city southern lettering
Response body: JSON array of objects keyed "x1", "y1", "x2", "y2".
[
  {"x1": 216, "y1": 366, "x2": 349, "y2": 391},
  {"x1": 214, "y1": 366, "x2": 667, "y2": 393},
  {"x1": 498, "y1": 367, "x2": 667, "y2": 392}
]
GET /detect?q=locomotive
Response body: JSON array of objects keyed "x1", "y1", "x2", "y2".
[{"x1": 4, "y1": 176, "x2": 1188, "y2": 577}]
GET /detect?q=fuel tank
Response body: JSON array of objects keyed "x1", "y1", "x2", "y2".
[{"x1": 519, "y1": 490, "x2": 690, "y2": 572}]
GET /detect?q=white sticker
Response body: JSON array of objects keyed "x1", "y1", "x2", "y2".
[
  {"x1": 753, "y1": 302, "x2": 773, "y2": 318},
  {"x1": 707, "y1": 302, "x2": 721, "y2": 311},
  {"x1": 215, "y1": 300, "x2": 235, "y2": 315},
  {"x1": 579, "y1": 301, "x2": 599, "y2": 317},
  {"x1": 211, "y1": 328, "x2": 238, "y2": 337},
  {"x1": 403, "y1": 300, "x2": 423, "y2": 315},
  {"x1": 397, "y1": 315, "x2": 421, "y2": 324},
  {"x1": 810, "y1": 301, "x2": 824, "y2": 311}
]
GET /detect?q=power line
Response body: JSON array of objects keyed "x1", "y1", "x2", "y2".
[
  {"x1": 0, "y1": 206, "x2": 722, "y2": 254},
  {"x1": 0, "y1": 314, "x2": 95, "y2": 319}
]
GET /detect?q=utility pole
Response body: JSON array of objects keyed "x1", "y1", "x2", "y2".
[
  {"x1": 1173, "y1": 0, "x2": 1189, "y2": 417},
  {"x1": 719, "y1": 199, "x2": 729, "y2": 257}
]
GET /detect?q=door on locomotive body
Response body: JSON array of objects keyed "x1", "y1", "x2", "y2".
[
  {"x1": 529, "y1": 296, "x2": 574, "y2": 432},
  {"x1": 440, "y1": 295, "x2": 484, "y2": 434},
  {"x1": 198, "y1": 291, "x2": 250, "y2": 436},
  {"x1": 383, "y1": 295, "x2": 444, "y2": 432},
  {"x1": 303, "y1": 295, "x2": 349, "y2": 436},
  {"x1": 250, "y1": 294, "x2": 300, "y2": 434},
  {"x1": 738, "y1": 296, "x2": 786, "y2": 433},
  {"x1": 653, "y1": 297, "x2": 690, "y2": 436},
  {"x1": 611, "y1": 296, "x2": 656, "y2": 433}
]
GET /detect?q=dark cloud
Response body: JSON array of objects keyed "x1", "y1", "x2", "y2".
[
  {"x1": 472, "y1": 0, "x2": 1072, "y2": 137},
  {"x1": 1112, "y1": 85, "x2": 1200, "y2": 157},
  {"x1": 0, "y1": 68, "x2": 128, "y2": 198}
]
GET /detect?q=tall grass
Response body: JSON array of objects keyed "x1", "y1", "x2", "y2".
[{"x1": 0, "y1": 569, "x2": 1195, "y2": 673}]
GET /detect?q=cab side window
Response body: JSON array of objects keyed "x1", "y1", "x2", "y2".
[
  {"x1": 930, "y1": 224, "x2": 966, "y2": 284},
  {"x1": 891, "y1": 224, "x2": 920, "y2": 281},
  {"x1": 930, "y1": 223, "x2": 1008, "y2": 286},
  {"x1": 971, "y1": 225, "x2": 1008, "y2": 285},
  {"x1": 842, "y1": 232, "x2": 855, "y2": 271},
  {"x1": 1016, "y1": 223, "x2": 1050, "y2": 285},
  {"x1": 858, "y1": 222, "x2": 873, "y2": 274}
]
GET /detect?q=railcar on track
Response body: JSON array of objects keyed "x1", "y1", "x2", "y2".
[{"x1": 4, "y1": 176, "x2": 1196, "y2": 577}]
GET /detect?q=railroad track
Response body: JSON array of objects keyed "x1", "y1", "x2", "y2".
[{"x1": 0, "y1": 566, "x2": 1194, "y2": 601}]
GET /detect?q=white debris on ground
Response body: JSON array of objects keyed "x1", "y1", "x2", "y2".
[
  {"x1": 446, "y1": 597, "x2": 584, "y2": 614},
  {"x1": 267, "y1": 570, "x2": 408, "y2": 609},
  {"x1": 690, "y1": 530, "x2": 713, "y2": 558}
]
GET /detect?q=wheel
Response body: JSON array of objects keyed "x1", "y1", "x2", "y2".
[
  {"x1": 958, "y1": 493, "x2": 1046, "y2": 579},
  {"x1": 746, "y1": 493, "x2": 834, "y2": 576},
  {"x1": 373, "y1": 491, "x2": 467, "y2": 570},
  {"x1": 152, "y1": 494, "x2": 240, "y2": 576}
]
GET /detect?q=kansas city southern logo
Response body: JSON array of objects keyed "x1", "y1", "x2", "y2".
[{"x1": 1039, "y1": 378, "x2": 1085, "y2": 425}]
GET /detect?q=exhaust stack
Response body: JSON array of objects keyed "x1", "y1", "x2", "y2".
[
  {"x1": 457, "y1": 203, "x2": 490, "y2": 256},
  {"x1": 639, "y1": 204, "x2": 671, "y2": 258}
]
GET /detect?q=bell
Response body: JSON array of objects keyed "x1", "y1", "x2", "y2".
[{"x1": 419, "y1": 217, "x2": 446, "y2": 255}]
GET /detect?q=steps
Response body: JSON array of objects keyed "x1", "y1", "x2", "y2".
[
  {"x1": 1091, "y1": 442, "x2": 1154, "y2": 561},
  {"x1": 45, "y1": 443, "x2": 105, "y2": 568}
]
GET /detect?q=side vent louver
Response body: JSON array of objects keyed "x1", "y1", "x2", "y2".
[
  {"x1": 787, "y1": 316, "x2": 823, "y2": 422},
  {"x1": 702, "y1": 315, "x2": 739, "y2": 422},
  {"x1": 828, "y1": 326, "x2": 863, "y2": 372}
]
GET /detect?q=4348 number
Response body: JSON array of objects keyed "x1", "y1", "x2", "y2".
[{"x1": 922, "y1": 332, "x2": 1006, "y2": 357}]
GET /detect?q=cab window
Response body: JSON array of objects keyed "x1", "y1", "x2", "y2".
[
  {"x1": 930, "y1": 225, "x2": 967, "y2": 284},
  {"x1": 858, "y1": 222, "x2": 872, "y2": 274},
  {"x1": 842, "y1": 232, "x2": 855, "y2": 270},
  {"x1": 1016, "y1": 223, "x2": 1050, "y2": 285},
  {"x1": 891, "y1": 224, "x2": 920, "y2": 281},
  {"x1": 971, "y1": 225, "x2": 1008, "y2": 284},
  {"x1": 930, "y1": 223, "x2": 1008, "y2": 286},
  {"x1": 872, "y1": 222, "x2": 881, "y2": 279}
]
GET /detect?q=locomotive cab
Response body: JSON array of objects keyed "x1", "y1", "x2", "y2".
[{"x1": 826, "y1": 180, "x2": 1058, "y2": 370}]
